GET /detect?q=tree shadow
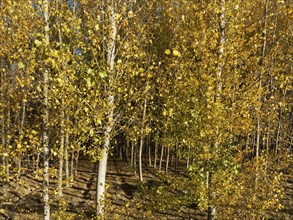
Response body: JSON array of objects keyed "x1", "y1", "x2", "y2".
[{"x1": 120, "y1": 183, "x2": 138, "y2": 198}]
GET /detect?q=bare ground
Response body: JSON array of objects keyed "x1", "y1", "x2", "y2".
[{"x1": 0, "y1": 156, "x2": 292, "y2": 220}]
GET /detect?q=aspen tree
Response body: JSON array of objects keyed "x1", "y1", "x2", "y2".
[
  {"x1": 96, "y1": 0, "x2": 117, "y2": 216},
  {"x1": 43, "y1": 0, "x2": 51, "y2": 219}
]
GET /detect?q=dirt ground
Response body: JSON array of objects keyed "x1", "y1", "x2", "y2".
[{"x1": 0, "y1": 156, "x2": 292, "y2": 220}]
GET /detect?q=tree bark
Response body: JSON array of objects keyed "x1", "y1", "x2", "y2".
[
  {"x1": 43, "y1": 1, "x2": 50, "y2": 219},
  {"x1": 207, "y1": 0, "x2": 226, "y2": 219},
  {"x1": 134, "y1": 142, "x2": 137, "y2": 176},
  {"x1": 96, "y1": 147, "x2": 109, "y2": 217},
  {"x1": 154, "y1": 141, "x2": 158, "y2": 168},
  {"x1": 96, "y1": 0, "x2": 117, "y2": 216},
  {"x1": 130, "y1": 140, "x2": 134, "y2": 167},
  {"x1": 58, "y1": 110, "x2": 65, "y2": 197},
  {"x1": 148, "y1": 135, "x2": 152, "y2": 167},
  {"x1": 65, "y1": 124, "x2": 69, "y2": 187},
  {"x1": 159, "y1": 145, "x2": 164, "y2": 171},
  {"x1": 139, "y1": 98, "x2": 147, "y2": 182},
  {"x1": 165, "y1": 146, "x2": 170, "y2": 174}
]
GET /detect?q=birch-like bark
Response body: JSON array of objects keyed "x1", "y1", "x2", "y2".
[
  {"x1": 96, "y1": 0, "x2": 117, "y2": 216},
  {"x1": 96, "y1": 96, "x2": 114, "y2": 216},
  {"x1": 207, "y1": 1, "x2": 225, "y2": 219},
  {"x1": 65, "y1": 124, "x2": 69, "y2": 187},
  {"x1": 43, "y1": 1, "x2": 50, "y2": 219},
  {"x1": 16, "y1": 102, "x2": 26, "y2": 188},
  {"x1": 275, "y1": 111, "x2": 281, "y2": 156},
  {"x1": 1, "y1": 80, "x2": 7, "y2": 194},
  {"x1": 154, "y1": 141, "x2": 158, "y2": 168},
  {"x1": 58, "y1": 110, "x2": 65, "y2": 197},
  {"x1": 57, "y1": 0, "x2": 65, "y2": 196},
  {"x1": 165, "y1": 146, "x2": 170, "y2": 174},
  {"x1": 139, "y1": 98, "x2": 147, "y2": 182},
  {"x1": 148, "y1": 135, "x2": 152, "y2": 167},
  {"x1": 256, "y1": 0, "x2": 268, "y2": 159},
  {"x1": 130, "y1": 141, "x2": 134, "y2": 167},
  {"x1": 159, "y1": 145, "x2": 164, "y2": 171},
  {"x1": 254, "y1": 0, "x2": 268, "y2": 192},
  {"x1": 134, "y1": 142, "x2": 137, "y2": 176}
]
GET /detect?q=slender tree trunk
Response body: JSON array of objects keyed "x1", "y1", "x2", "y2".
[
  {"x1": 207, "y1": 171, "x2": 215, "y2": 220},
  {"x1": 96, "y1": 0, "x2": 117, "y2": 216},
  {"x1": 148, "y1": 135, "x2": 152, "y2": 167},
  {"x1": 70, "y1": 150, "x2": 74, "y2": 181},
  {"x1": 96, "y1": 147, "x2": 108, "y2": 217},
  {"x1": 170, "y1": 149, "x2": 174, "y2": 166},
  {"x1": 175, "y1": 144, "x2": 179, "y2": 173},
  {"x1": 186, "y1": 146, "x2": 190, "y2": 169},
  {"x1": 96, "y1": 94, "x2": 114, "y2": 217},
  {"x1": 58, "y1": 110, "x2": 65, "y2": 197},
  {"x1": 125, "y1": 139, "x2": 129, "y2": 164},
  {"x1": 275, "y1": 112, "x2": 281, "y2": 158},
  {"x1": 36, "y1": 151, "x2": 40, "y2": 172},
  {"x1": 165, "y1": 146, "x2": 170, "y2": 174},
  {"x1": 154, "y1": 141, "x2": 158, "y2": 168},
  {"x1": 207, "y1": 0, "x2": 226, "y2": 219},
  {"x1": 139, "y1": 98, "x2": 147, "y2": 182},
  {"x1": 1, "y1": 114, "x2": 5, "y2": 187},
  {"x1": 159, "y1": 145, "x2": 164, "y2": 171},
  {"x1": 256, "y1": 0, "x2": 268, "y2": 159},
  {"x1": 16, "y1": 101, "x2": 26, "y2": 188},
  {"x1": 130, "y1": 141, "x2": 134, "y2": 167},
  {"x1": 264, "y1": 124, "x2": 270, "y2": 177},
  {"x1": 43, "y1": 1, "x2": 50, "y2": 219},
  {"x1": 138, "y1": 137, "x2": 144, "y2": 182},
  {"x1": 5, "y1": 106, "x2": 11, "y2": 184},
  {"x1": 134, "y1": 142, "x2": 137, "y2": 176},
  {"x1": 65, "y1": 124, "x2": 69, "y2": 187},
  {"x1": 255, "y1": 0, "x2": 268, "y2": 189}
]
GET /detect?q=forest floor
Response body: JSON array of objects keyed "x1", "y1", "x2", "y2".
[{"x1": 0, "y1": 155, "x2": 292, "y2": 220}]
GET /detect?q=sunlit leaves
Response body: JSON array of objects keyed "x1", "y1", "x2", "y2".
[{"x1": 0, "y1": 0, "x2": 291, "y2": 218}]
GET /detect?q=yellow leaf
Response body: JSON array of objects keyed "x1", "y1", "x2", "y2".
[
  {"x1": 17, "y1": 143, "x2": 22, "y2": 149},
  {"x1": 173, "y1": 50, "x2": 181, "y2": 57},
  {"x1": 128, "y1": 11, "x2": 133, "y2": 17},
  {"x1": 31, "y1": 130, "x2": 38, "y2": 135},
  {"x1": 34, "y1": 39, "x2": 42, "y2": 46},
  {"x1": 115, "y1": 14, "x2": 121, "y2": 20},
  {"x1": 18, "y1": 62, "x2": 25, "y2": 69},
  {"x1": 165, "y1": 49, "x2": 171, "y2": 55}
]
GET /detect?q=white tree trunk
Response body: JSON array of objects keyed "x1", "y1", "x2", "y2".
[
  {"x1": 159, "y1": 145, "x2": 164, "y2": 171},
  {"x1": 43, "y1": 1, "x2": 50, "y2": 219},
  {"x1": 65, "y1": 124, "x2": 69, "y2": 187},
  {"x1": 138, "y1": 137, "x2": 144, "y2": 182},
  {"x1": 58, "y1": 110, "x2": 65, "y2": 197},
  {"x1": 96, "y1": 0, "x2": 117, "y2": 216},
  {"x1": 96, "y1": 147, "x2": 109, "y2": 216},
  {"x1": 96, "y1": 95, "x2": 114, "y2": 216},
  {"x1": 154, "y1": 141, "x2": 158, "y2": 168},
  {"x1": 165, "y1": 146, "x2": 170, "y2": 174},
  {"x1": 139, "y1": 98, "x2": 147, "y2": 182},
  {"x1": 208, "y1": 0, "x2": 225, "y2": 219}
]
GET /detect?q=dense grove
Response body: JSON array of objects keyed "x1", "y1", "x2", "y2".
[{"x1": 0, "y1": 0, "x2": 292, "y2": 219}]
